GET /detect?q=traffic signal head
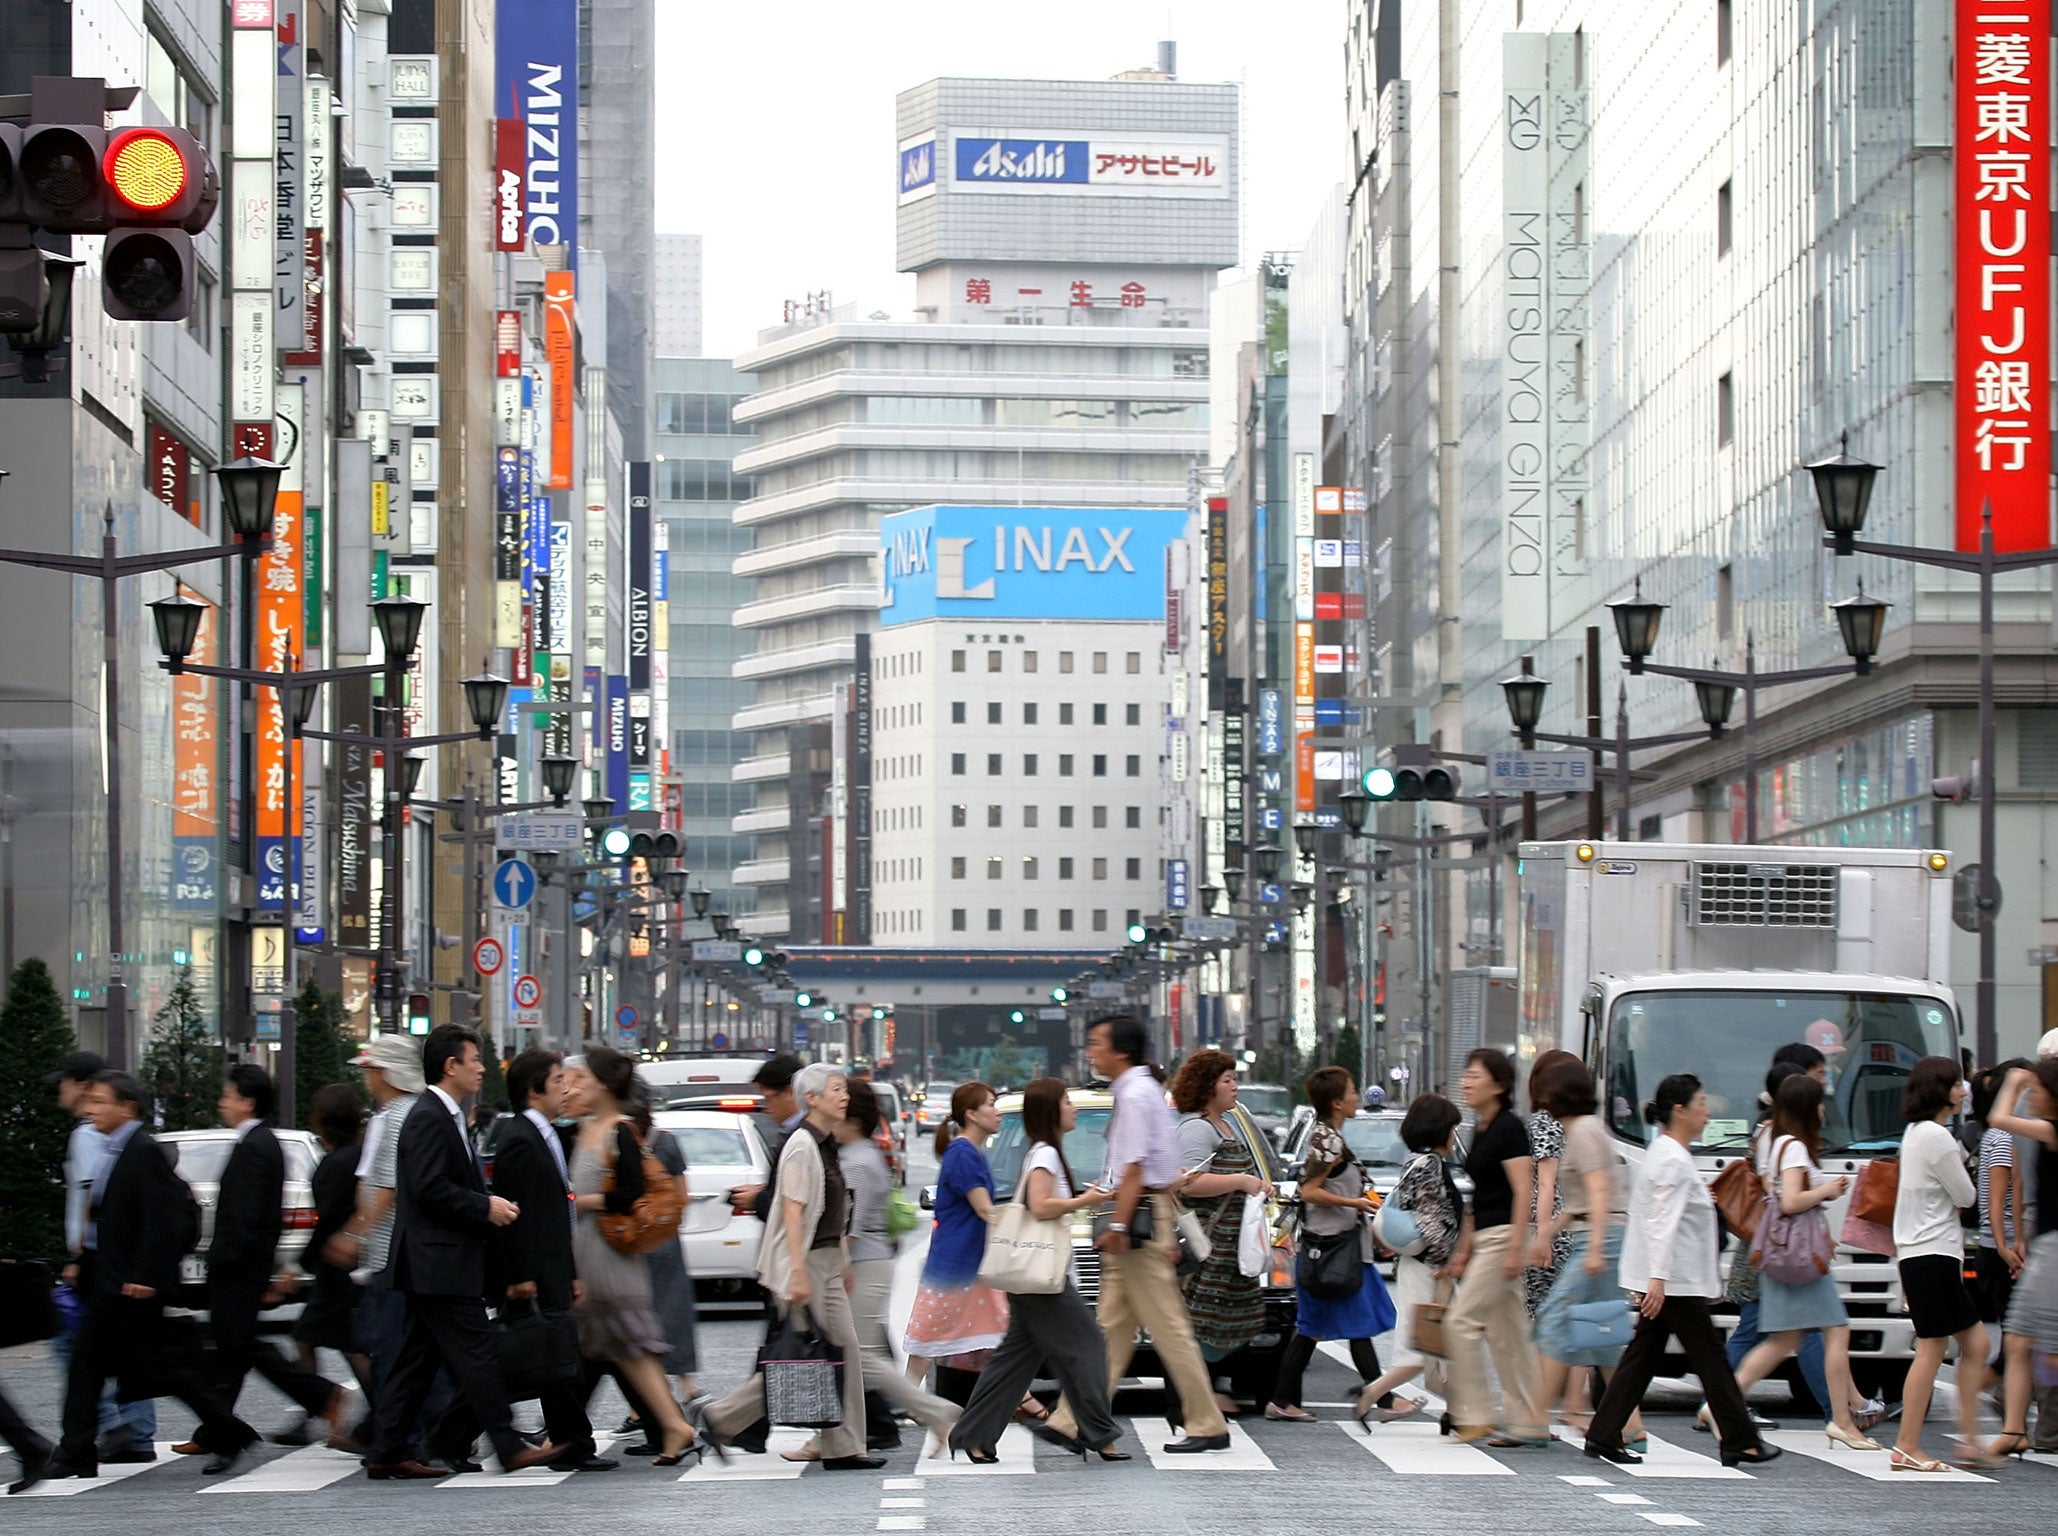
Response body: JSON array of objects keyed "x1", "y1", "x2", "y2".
[
  {"x1": 1125, "y1": 922, "x2": 1149, "y2": 945},
  {"x1": 1369, "y1": 762, "x2": 1463, "y2": 802},
  {"x1": 101, "y1": 228, "x2": 194, "y2": 320},
  {"x1": 794, "y1": 991, "x2": 813, "y2": 1008},
  {"x1": 1009, "y1": 1009, "x2": 1025, "y2": 1024},
  {"x1": 820, "y1": 1006, "x2": 835, "y2": 1022},
  {"x1": 870, "y1": 1006, "x2": 888, "y2": 1021},
  {"x1": 628, "y1": 831, "x2": 683, "y2": 860},
  {"x1": 600, "y1": 825, "x2": 632, "y2": 858},
  {"x1": 741, "y1": 944, "x2": 766, "y2": 968},
  {"x1": 19, "y1": 122, "x2": 108, "y2": 230},
  {"x1": 406, "y1": 991, "x2": 432, "y2": 1035},
  {"x1": 1363, "y1": 765, "x2": 1398, "y2": 800},
  {"x1": 1050, "y1": 985, "x2": 1069, "y2": 1003}
]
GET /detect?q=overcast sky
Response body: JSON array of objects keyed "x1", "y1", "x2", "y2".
[{"x1": 654, "y1": 1, "x2": 1349, "y2": 358}]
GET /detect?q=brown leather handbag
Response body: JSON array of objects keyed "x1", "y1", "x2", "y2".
[
  {"x1": 1411, "y1": 1301, "x2": 1449, "y2": 1359},
  {"x1": 1710, "y1": 1156, "x2": 1767, "y2": 1241},
  {"x1": 1849, "y1": 1156, "x2": 1900, "y2": 1227},
  {"x1": 597, "y1": 1122, "x2": 686, "y2": 1255}
]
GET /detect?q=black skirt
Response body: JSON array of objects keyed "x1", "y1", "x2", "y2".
[
  {"x1": 1898, "y1": 1253, "x2": 1979, "y2": 1340},
  {"x1": 1970, "y1": 1245, "x2": 2016, "y2": 1326}
]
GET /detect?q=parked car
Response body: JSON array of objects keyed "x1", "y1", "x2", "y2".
[
  {"x1": 651, "y1": 1108, "x2": 772, "y2": 1288},
  {"x1": 160, "y1": 1127, "x2": 322, "y2": 1311},
  {"x1": 640, "y1": 1055, "x2": 775, "y2": 1111},
  {"x1": 913, "y1": 1080, "x2": 959, "y2": 1135},
  {"x1": 1235, "y1": 1082, "x2": 1296, "y2": 1148},
  {"x1": 983, "y1": 1087, "x2": 1297, "y2": 1404}
]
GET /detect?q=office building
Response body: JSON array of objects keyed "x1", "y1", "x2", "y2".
[
  {"x1": 728, "y1": 68, "x2": 1237, "y2": 939},
  {"x1": 654, "y1": 233, "x2": 704, "y2": 358}
]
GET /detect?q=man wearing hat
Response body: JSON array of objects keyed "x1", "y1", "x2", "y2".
[
  {"x1": 334, "y1": 1034, "x2": 428, "y2": 1440},
  {"x1": 43, "y1": 1052, "x2": 156, "y2": 1463}
]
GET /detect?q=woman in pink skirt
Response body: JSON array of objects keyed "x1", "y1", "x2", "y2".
[{"x1": 904, "y1": 1083, "x2": 1011, "y2": 1404}]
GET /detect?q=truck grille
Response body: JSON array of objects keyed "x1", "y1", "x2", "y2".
[
  {"x1": 1075, "y1": 1248, "x2": 1102, "y2": 1305},
  {"x1": 1690, "y1": 861, "x2": 1838, "y2": 927}
]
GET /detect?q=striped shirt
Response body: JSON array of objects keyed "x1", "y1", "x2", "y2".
[{"x1": 1978, "y1": 1125, "x2": 2017, "y2": 1250}]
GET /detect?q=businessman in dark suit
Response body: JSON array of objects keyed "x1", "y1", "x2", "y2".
[
  {"x1": 44, "y1": 1072, "x2": 258, "y2": 1481},
  {"x1": 362, "y1": 1025, "x2": 558, "y2": 1479},
  {"x1": 494, "y1": 1048, "x2": 611, "y2": 1471},
  {"x1": 177, "y1": 1064, "x2": 349, "y2": 1451}
]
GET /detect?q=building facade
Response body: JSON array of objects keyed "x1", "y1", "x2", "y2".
[
  {"x1": 727, "y1": 70, "x2": 1237, "y2": 939},
  {"x1": 653, "y1": 233, "x2": 703, "y2": 359}
]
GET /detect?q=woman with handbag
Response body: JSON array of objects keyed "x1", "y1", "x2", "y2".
[
  {"x1": 1727, "y1": 1072, "x2": 1881, "y2": 1452},
  {"x1": 1267, "y1": 1067, "x2": 1397, "y2": 1421},
  {"x1": 1584, "y1": 1074, "x2": 1779, "y2": 1467},
  {"x1": 1444, "y1": 1048, "x2": 1544, "y2": 1446},
  {"x1": 626, "y1": 1095, "x2": 704, "y2": 1416},
  {"x1": 1889, "y1": 1057, "x2": 1990, "y2": 1470},
  {"x1": 1171, "y1": 1050, "x2": 1273, "y2": 1413},
  {"x1": 1354, "y1": 1093, "x2": 1464, "y2": 1428},
  {"x1": 704, "y1": 1063, "x2": 903, "y2": 1471},
  {"x1": 1527, "y1": 1058, "x2": 1645, "y2": 1448},
  {"x1": 950, "y1": 1079, "x2": 1128, "y2": 1464},
  {"x1": 563, "y1": 1048, "x2": 703, "y2": 1466}
]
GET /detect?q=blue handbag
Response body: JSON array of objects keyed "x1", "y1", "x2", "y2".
[
  {"x1": 1565, "y1": 1299, "x2": 1637, "y2": 1354},
  {"x1": 1371, "y1": 1201, "x2": 1423, "y2": 1257}
]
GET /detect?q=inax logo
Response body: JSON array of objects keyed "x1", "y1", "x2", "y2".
[{"x1": 988, "y1": 524, "x2": 1134, "y2": 573}]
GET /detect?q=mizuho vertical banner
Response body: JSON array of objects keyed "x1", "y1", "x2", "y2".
[
  {"x1": 1954, "y1": 0, "x2": 2050, "y2": 553},
  {"x1": 494, "y1": 0, "x2": 578, "y2": 257}
]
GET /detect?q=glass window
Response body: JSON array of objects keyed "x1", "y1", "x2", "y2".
[
  {"x1": 1023, "y1": 653, "x2": 1038, "y2": 673},
  {"x1": 1125, "y1": 755, "x2": 1141, "y2": 777},
  {"x1": 987, "y1": 857, "x2": 1003, "y2": 880},
  {"x1": 1093, "y1": 653, "x2": 1108, "y2": 674},
  {"x1": 1092, "y1": 857, "x2": 1108, "y2": 880},
  {"x1": 1059, "y1": 806, "x2": 1074, "y2": 828},
  {"x1": 1718, "y1": 371, "x2": 1735, "y2": 446},
  {"x1": 1126, "y1": 703, "x2": 1141, "y2": 726},
  {"x1": 1125, "y1": 857, "x2": 1141, "y2": 880},
  {"x1": 1059, "y1": 856, "x2": 1074, "y2": 879},
  {"x1": 1092, "y1": 909, "x2": 1108, "y2": 932},
  {"x1": 1059, "y1": 754, "x2": 1074, "y2": 776},
  {"x1": 952, "y1": 701, "x2": 966, "y2": 723},
  {"x1": 988, "y1": 650, "x2": 1003, "y2": 673},
  {"x1": 1717, "y1": 180, "x2": 1734, "y2": 257},
  {"x1": 952, "y1": 650, "x2": 966, "y2": 672},
  {"x1": 951, "y1": 753, "x2": 966, "y2": 776},
  {"x1": 1125, "y1": 806, "x2": 1141, "y2": 829},
  {"x1": 1023, "y1": 702, "x2": 1038, "y2": 725},
  {"x1": 951, "y1": 803, "x2": 967, "y2": 826},
  {"x1": 1023, "y1": 805, "x2": 1038, "y2": 827},
  {"x1": 1093, "y1": 704, "x2": 1107, "y2": 726},
  {"x1": 1059, "y1": 703, "x2": 1074, "y2": 725},
  {"x1": 951, "y1": 857, "x2": 966, "y2": 879},
  {"x1": 1023, "y1": 857, "x2": 1038, "y2": 880},
  {"x1": 952, "y1": 909, "x2": 967, "y2": 932},
  {"x1": 987, "y1": 805, "x2": 1003, "y2": 828},
  {"x1": 1059, "y1": 909, "x2": 1074, "y2": 931},
  {"x1": 1024, "y1": 754, "x2": 1038, "y2": 776},
  {"x1": 1059, "y1": 652, "x2": 1074, "y2": 674},
  {"x1": 1092, "y1": 806, "x2": 1107, "y2": 829},
  {"x1": 986, "y1": 909, "x2": 1002, "y2": 932},
  {"x1": 987, "y1": 753, "x2": 1002, "y2": 775},
  {"x1": 1023, "y1": 909, "x2": 1039, "y2": 932},
  {"x1": 1092, "y1": 754, "x2": 1107, "y2": 777},
  {"x1": 1126, "y1": 653, "x2": 1141, "y2": 674}
]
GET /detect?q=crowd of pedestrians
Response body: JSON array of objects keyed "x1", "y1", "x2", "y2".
[{"x1": 4, "y1": 1014, "x2": 2057, "y2": 1492}]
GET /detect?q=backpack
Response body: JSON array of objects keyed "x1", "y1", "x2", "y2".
[{"x1": 1747, "y1": 1136, "x2": 1835, "y2": 1285}]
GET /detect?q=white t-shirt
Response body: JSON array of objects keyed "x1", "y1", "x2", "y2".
[
  {"x1": 1758, "y1": 1134, "x2": 1821, "y2": 1191},
  {"x1": 1023, "y1": 1141, "x2": 1074, "y2": 1199}
]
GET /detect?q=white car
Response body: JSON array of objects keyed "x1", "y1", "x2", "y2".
[{"x1": 652, "y1": 1108, "x2": 771, "y2": 1285}]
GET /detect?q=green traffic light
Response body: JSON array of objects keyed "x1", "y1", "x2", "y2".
[
  {"x1": 1050, "y1": 986, "x2": 1069, "y2": 1003},
  {"x1": 601, "y1": 825, "x2": 632, "y2": 857},
  {"x1": 820, "y1": 1006, "x2": 835, "y2": 1021},
  {"x1": 742, "y1": 945, "x2": 766, "y2": 967},
  {"x1": 1009, "y1": 1009, "x2": 1025, "y2": 1024},
  {"x1": 1363, "y1": 765, "x2": 1398, "y2": 800},
  {"x1": 1126, "y1": 922, "x2": 1148, "y2": 944},
  {"x1": 795, "y1": 992, "x2": 812, "y2": 1008}
]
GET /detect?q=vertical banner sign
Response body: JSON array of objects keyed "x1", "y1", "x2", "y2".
[
  {"x1": 1222, "y1": 700, "x2": 1246, "y2": 867},
  {"x1": 1501, "y1": 32, "x2": 1549, "y2": 639},
  {"x1": 284, "y1": 73, "x2": 327, "y2": 365},
  {"x1": 851, "y1": 632, "x2": 873, "y2": 945},
  {"x1": 149, "y1": 424, "x2": 194, "y2": 524},
  {"x1": 335, "y1": 674, "x2": 373, "y2": 951},
  {"x1": 1546, "y1": 33, "x2": 1591, "y2": 612},
  {"x1": 493, "y1": 118, "x2": 526, "y2": 251},
  {"x1": 494, "y1": 0, "x2": 578, "y2": 258},
  {"x1": 651, "y1": 522, "x2": 670, "y2": 776},
  {"x1": 273, "y1": 0, "x2": 305, "y2": 335},
  {"x1": 605, "y1": 674, "x2": 628, "y2": 811},
  {"x1": 628, "y1": 463, "x2": 653, "y2": 692},
  {"x1": 257, "y1": 487, "x2": 305, "y2": 911},
  {"x1": 1205, "y1": 496, "x2": 1228, "y2": 709},
  {"x1": 548, "y1": 518, "x2": 573, "y2": 760},
  {"x1": 1955, "y1": 0, "x2": 2050, "y2": 553},
  {"x1": 544, "y1": 272, "x2": 576, "y2": 489},
  {"x1": 171, "y1": 598, "x2": 218, "y2": 911},
  {"x1": 495, "y1": 445, "x2": 523, "y2": 650}
]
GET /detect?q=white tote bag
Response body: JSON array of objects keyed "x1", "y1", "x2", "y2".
[
  {"x1": 1237, "y1": 1191, "x2": 1270, "y2": 1278},
  {"x1": 977, "y1": 1183, "x2": 1070, "y2": 1295}
]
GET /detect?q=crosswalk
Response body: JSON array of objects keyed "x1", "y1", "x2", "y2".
[{"x1": 10, "y1": 1428, "x2": 2058, "y2": 1499}]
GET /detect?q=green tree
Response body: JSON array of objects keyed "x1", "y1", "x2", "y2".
[
  {"x1": 0, "y1": 958, "x2": 78, "y2": 1261},
  {"x1": 480, "y1": 1034, "x2": 508, "y2": 1111},
  {"x1": 143, "y1": 966, "x2": 221, "y2": 1131},
  {"x1": 292, "y1": 976, "x2": 362, "y2": 1126},
  {"x1": 1334, "y1": 1020, "x2": 1366, "y2": 1094}
]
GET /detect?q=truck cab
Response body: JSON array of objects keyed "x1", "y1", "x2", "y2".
[{"x1": 1517, "y1": 840, "x2": 1962, "y2": 1394}]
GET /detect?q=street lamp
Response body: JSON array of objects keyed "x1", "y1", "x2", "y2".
[
  {"x1": 370, "y1": 595, "x2": 427, "y2": 662},
  {"x1": 1292, "y1": 820, "x2": 1317, "y2": 859},
  {"x1": 149, "y1": 592, "x2": 205, "y2": 665},
  {"x1": 461, "y1": 672, "x2": 510, "y2": 737},
  {"x1": 1338, "y1": 787, "x2": 1370, "y2": 835},
  {"x1": 1608, "y1": 580, "x2": 1667, "y2": 675},
  {"x1": 1692, "y1": 678, "x2": 1737, "y2": 735},
  {"x1": 1805, "y1": 436, "x2": 1880, "y2": 556},
  {"x1": 541, "y1": 755, "x2": 578, "y2": 806},
  {"x1": 214, "y1": 456, "x2": 285, "y2": 539},
  {"x1": 583, "y1": 796, "x2": 614, "y2": 826},
  {"x1": 1221, "y1": 866, "x2": 1245, "y2": 902},
  {"x1": 1250, "y1": 843, "x2": 1284, "y2": 884},
  {"x1": 689, "y1": 885, "x2": 712, "y2": 919},
  {"x1": 1499, "y1": 656, "x2": 1548, "y2": 839},
  {"x1": 660, "y1": 867, "x2": 690, "y2": 902},
  {"x1": 401, "y1": 754, "x2": 426, "y2": 798},
  {"x1": 1829, "y1": 587, "x2": 1889, "y2": 673}
]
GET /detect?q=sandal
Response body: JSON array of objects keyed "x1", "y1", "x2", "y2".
[
  {"x1": 1985, "y1": 1430, "x2": 2032, "y2": 1460},
  {"x1": 1949, "y1": 1436, "x2": 2003, "y2": 1471},
  {"x1": 1264, "y1": 1403, "x2": 1318, "y2": 1422},
  {"x1": 1013, "y1": 1396, "x2": 1050, "y2": 1424},
  {"x1": 1889, "y1": 1447, "x2": 1948, "y2": 1473}
]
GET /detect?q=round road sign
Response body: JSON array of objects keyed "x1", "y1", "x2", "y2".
[
  {"x1": 615, "y1": 1003, "x2": 639, "y2": 1030},
  {"x1": 473, "y1": 936, "x2": 505, "y2": 976},
  {"x1": 710, "y1": 1032, "x2": 729, "y2": 1050},
  {"x1": 511, "y1": 974, "x2": 542, "y2": 1010}
]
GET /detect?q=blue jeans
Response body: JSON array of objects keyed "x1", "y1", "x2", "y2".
[
  {"x1": 1725, "y1": 1299, "x2": 1833, "y2": 1418},
  {"x1": 52, "y1": 1323, "x2": 157, "y2": 1440}
]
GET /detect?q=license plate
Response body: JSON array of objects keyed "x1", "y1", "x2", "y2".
[{"x1": 180, "y1": 1256, "x2": 206, "y2": 1284}]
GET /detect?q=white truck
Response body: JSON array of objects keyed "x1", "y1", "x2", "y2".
[{"x1": 1515, "y1": 840, "x2": 1962, "y2": 1397}]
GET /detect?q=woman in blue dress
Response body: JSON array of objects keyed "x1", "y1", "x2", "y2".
[
  {"x1": 903, "y1": 1082, "x2": 1010, "y2": 1401},
  {"x1": 1267, "y1": 1067, "x2": 1397, "y2": 1419}
]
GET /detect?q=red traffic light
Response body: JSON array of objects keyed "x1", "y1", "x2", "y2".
[{"x1": 104, "y1": 128, "x2": 189, "y2": 214}]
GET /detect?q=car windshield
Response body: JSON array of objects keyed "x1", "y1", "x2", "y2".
[
  {"x1": 1337, "y1": 1116, "x2": 1411, "y2": 1170},
  {"x1": 1604, "y1": 988, "x2": 1959, "y2": 1154},
  {"x1": 1238, "y1": 1086, "x2": 1290, "y2": 1118},
  {"x1": 663, "y1": 1125, "x2": 756, "y2": 1168}
]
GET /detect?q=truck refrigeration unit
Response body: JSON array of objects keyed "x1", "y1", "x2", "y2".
[{"x1": 1516, "y1": 840, "x2": 1960, "y2": 1395}]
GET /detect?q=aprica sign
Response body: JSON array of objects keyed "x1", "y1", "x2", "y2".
[
  {"x1": 494, "y1": 118, "x2": 524, "y2": 251},
  {"x1": 879, "y1": 505, "x2": 1187, "y2": 626}
]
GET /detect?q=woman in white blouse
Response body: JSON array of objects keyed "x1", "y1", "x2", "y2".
[
  {"x1": 1583, "y1": 1073, "x2": 1780, "y2": 1468},
  {"x1": 1891, "y1": 1057, "x2": 1989, "y2": 1470}
]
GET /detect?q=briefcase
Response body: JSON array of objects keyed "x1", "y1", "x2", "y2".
[
  {"x1": 760, "y1": 1308, "x2": 844, "y2": 1429},
  {"x1": 497, "y1": 1300, "x2": 581, "y2": 1402}
]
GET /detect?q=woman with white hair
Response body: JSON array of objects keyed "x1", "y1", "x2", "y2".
[{"x1": 703, "y1": 1063, "x2": 940, "y2": 1470}]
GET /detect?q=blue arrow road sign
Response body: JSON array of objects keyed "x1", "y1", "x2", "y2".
[{"x1": 493, "y1": 857, "x2": 537, "y2": 911}]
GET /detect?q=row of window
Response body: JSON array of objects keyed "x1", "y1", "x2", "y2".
[
  {"x1": 951, "y1": 700, "x2": 1142, "y2": 727},
  {"x1": 946, "y1": 804, "x2": 1144, "y2": 830},
  {"x1": 655, "y1": 458, "x2": 754, "y2": 504},
  {"x1": 950, "y1": 855, "x2": 1145, "y2": 882},
  {"x1": 950, "y1": 752, "x2": 1142, "y2": 778},
  {"x1": 949, "y1": 908, "x2": 1143, "y2": 934},
  {"x1": 951, "y1": 649, "x2": 1144, "y2": 675},
  {"x1": 655, "y1": 392, "x2": 752, "y2": 436}
]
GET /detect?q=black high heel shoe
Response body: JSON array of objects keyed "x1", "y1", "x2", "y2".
[
  {"x1": 1029, "y1": 1423, "x2": 1086, "y2": 1456},
  {"x1": 1439, "y1": 1411, "x2": 1455, "y2": 1438},
  {"x1": 654, "y1": 1436, "x2": 707, "y2": 1468},
  {"x1": 950, "y1": 1445, "x2": 1000, "y2": 1465},
  {"x1": 1087, "y1": 1441, "x2": 1132, "y2": 1462}
]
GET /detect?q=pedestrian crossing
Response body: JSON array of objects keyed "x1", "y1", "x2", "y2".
[{"x1": 8, "y1": 1426, "x2": 2058, "y2": 1499}]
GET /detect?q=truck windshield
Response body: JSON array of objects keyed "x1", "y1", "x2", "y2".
[{"x1": 1603, "y1": 989, "x2": 1957, "y2": 1154}]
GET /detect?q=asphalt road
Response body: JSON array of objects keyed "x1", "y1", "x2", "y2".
[{"x1": 4, "y1": 1135, "x2": 2053, "y2": 1532}]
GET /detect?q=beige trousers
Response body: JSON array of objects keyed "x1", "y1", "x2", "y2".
[
  {"x1": 705, "y1": 1245, "x2": 869, "y2": 1460},
  {"x1": 1443, "y1": 1225, "x2": 1539, "y2": 1433},
  {"x1": 1049, "y1": 1192, "x2": 1229, "y2": 1440}
]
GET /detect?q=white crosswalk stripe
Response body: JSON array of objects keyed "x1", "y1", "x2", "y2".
[
  {"x1": 1549, "y1": 1426, "x2": 1751, "y2": 1479},
  {"x1": 673, "y1": 1427, "x2": 816, "y2": 1481},
  {"x1": 1334, "y1": 1419, "x2": 1514, "y2": 1475},
  {"x1": 204, "y1": 1444, "x2": 361, "y2": 1494},
  {"x1": 10, "y1": 1442, "x2": 182, "y2": 1498},
  {"x1": 1759, "y1": 1431, "x2": 1992, "y2": 1483},
  {"x1": 923, "y1": 1423, "x2": 1035, "y2": 1475},
  {"x1": 1133, "y1": 1417, "x2": 1276, "y2": 1472}
]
